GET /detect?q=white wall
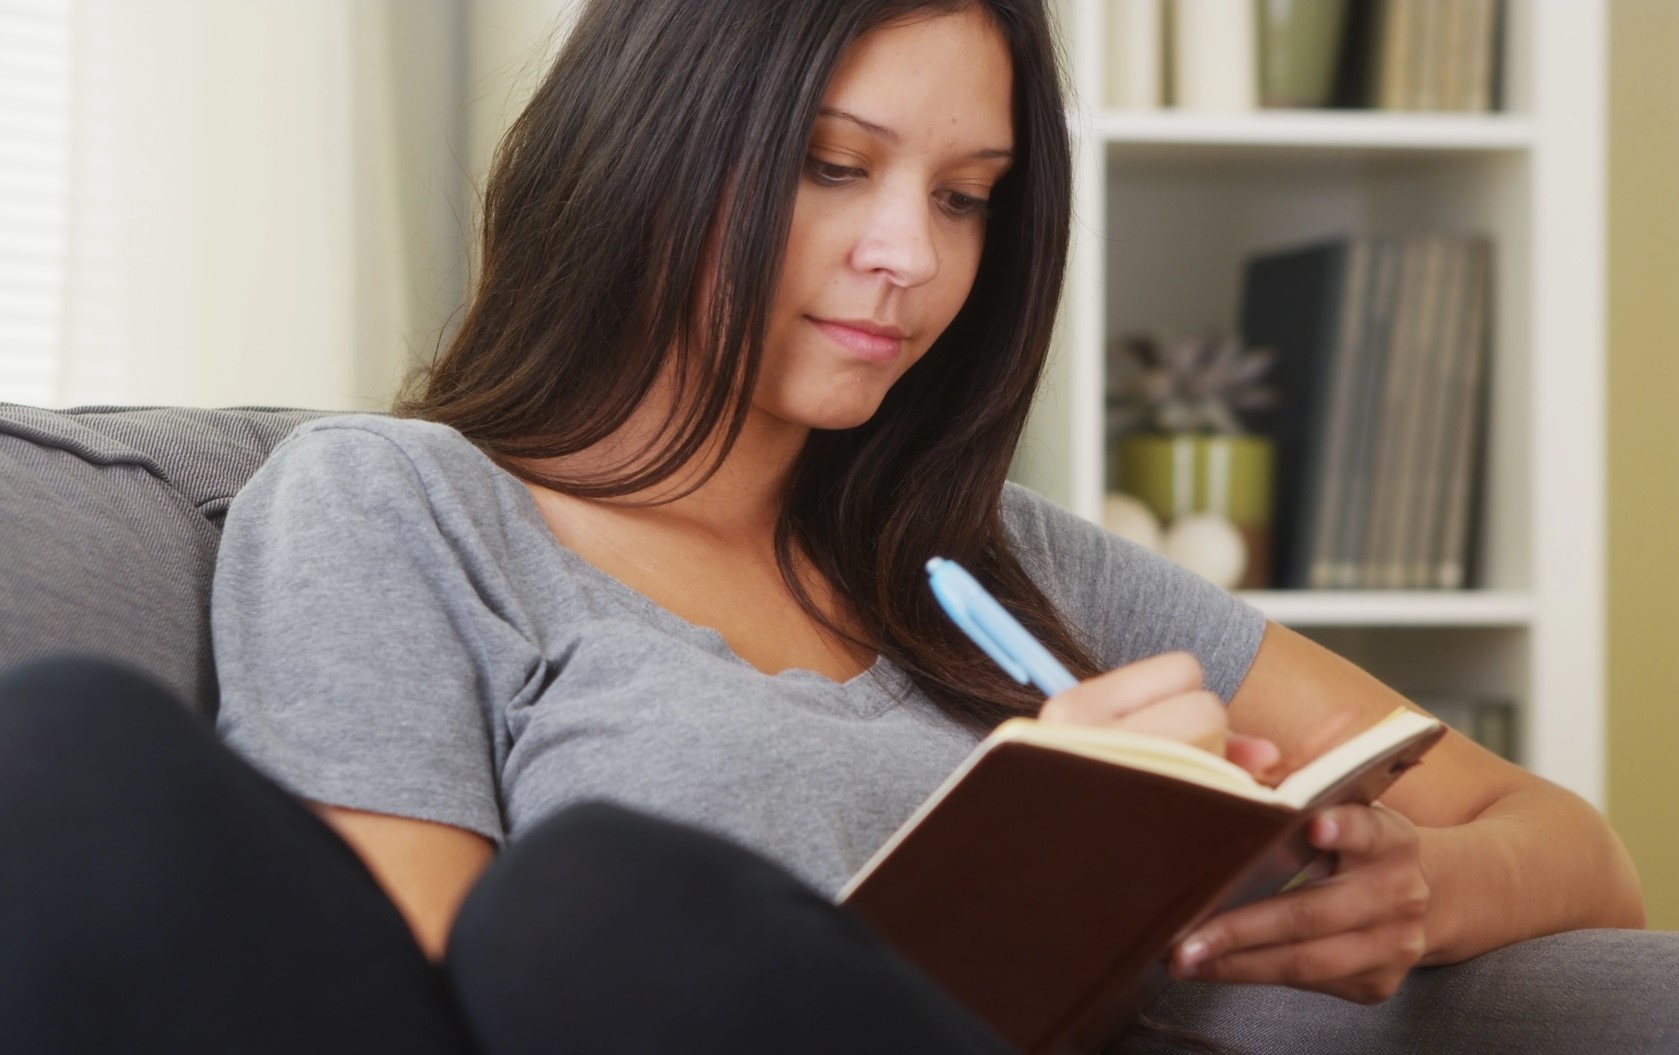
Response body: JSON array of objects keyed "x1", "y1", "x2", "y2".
[{"x1": 25, "y1": 0, "x2": 577, "y2": 412}]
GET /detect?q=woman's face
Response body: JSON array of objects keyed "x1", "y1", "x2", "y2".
[{"x1": 753, "y1": 7, "x2": 1015, "y2": 434}]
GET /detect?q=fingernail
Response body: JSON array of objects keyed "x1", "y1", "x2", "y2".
[
  {"x1": 1315, "y1": 816, "x2": 1338, "y2": 846},
  {"x1": 1180, "y1": 936, "x2": 1209, "y2": 968}
]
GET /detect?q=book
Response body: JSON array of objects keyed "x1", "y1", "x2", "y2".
[
  {"x1": 1377, "y1": 234, "x2": 1449, "y2": 589},
  {"x1": 1369, "y1": 0, "x2": 1503, "y2": 113},
  {"x1": 1410, "y1": 695, "x2": 1516, "y2": 761},
  {"x1": 1105, "y1": 0, "x2": 1164, "y2": 110},
  {"x1": 1168, "y1": 0, "x2": 1257, "y2": 112},
  {"x1": 839, "y1": 707, "x2": 1447, "y2": 1054},
  {"x1": 1361, "y1": 237, "x2": 1429, "y2": 587},
  {"x1": 1332, "y1": 237, "x2": 1402, "y2": 586},
  {"x1": 1464, "y1": 0, "x2": 1503, "y2": 113},
  {"x1": 1433, "y1": 239, "x2": 1493, "y2": 588},
  {"x1": 1237, "y1": 240, "x2": 1362, "y2": 588},
  {"x1": 1404, "y1": 241, "x2": 1469, "y2": 587},
  {"x1": 1374, "y1": 0, "x2": 1415, "y2": 110},
  {"x1": 1300, "y1": 238, "x2": 1374, "y2": 589},
  {"x1": 1440, "y1": 0, "x2": 1469, "y2": 112},
  {"x1": 1235, "y1": 233, "x2": 1497, "y2": 591},
  {"x1": 1328, "y1": 0, "x2": 1380, "y2": 109},
  {"x1": 1413, "y1": 0, "x2": 1445, "y2": 112}
]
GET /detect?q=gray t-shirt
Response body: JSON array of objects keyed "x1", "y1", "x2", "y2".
[{"x1": 213, "y1": 415, "x2": 1266, "y2": 896}]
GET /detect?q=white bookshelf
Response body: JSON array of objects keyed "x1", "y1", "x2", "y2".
[{"x1": 1018, "y1": 1, "x2": 1606, "y2": 805}]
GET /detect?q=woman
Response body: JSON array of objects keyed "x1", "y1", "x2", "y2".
[
  {"x1": 226, "y1": 0, "x2": 1639, "y2": 1013},
  {"x1": 2, "y1": 0, "x2": 1644, "y2": 1052}
]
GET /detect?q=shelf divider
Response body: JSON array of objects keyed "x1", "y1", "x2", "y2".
[
  {"x1": 1088, "y1": 111, "x2": 1536, "y2": 153},
  {"x1": 1237, "y1": 590, "x2": 1537, "y2": 628}
]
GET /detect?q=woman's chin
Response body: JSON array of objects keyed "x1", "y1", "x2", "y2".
[
  {"x1": 758, "y1": 391, "x2": 890, "y2": 434},
  {"x1": 802, "y1": 401, "x2": 890, "y2": 433}
]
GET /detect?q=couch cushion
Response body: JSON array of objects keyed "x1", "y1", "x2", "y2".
[{"x1": 0, "y1": 405, "x2": 330, "y2": 717}]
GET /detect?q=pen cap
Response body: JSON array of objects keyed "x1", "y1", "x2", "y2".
[{"x1": 926, "y1": 557, "x2": 1078, "y2": 697}]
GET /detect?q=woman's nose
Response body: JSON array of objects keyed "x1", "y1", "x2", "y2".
[{"x1": 850, "y1": 189, "x2": 940, "y2": 288}]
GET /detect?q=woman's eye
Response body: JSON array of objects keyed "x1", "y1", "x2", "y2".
[
  {"x1": 805, "y1": 158, "x2": 863, "y2": 186},
  {"x1": 940, "y1": 189, "x2": 992, "y2": 221}
]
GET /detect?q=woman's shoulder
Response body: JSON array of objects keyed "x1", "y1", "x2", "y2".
[
  {"x1": 257, "y1": 414, "x2": 509, "y2": 501},
  {"x1": 998, "y1": 480, "x2": 1141, "y2": 571},
  {"x1": 232, "y1": 413, "x2": 537, "y2": 550},
  {"x1": 995, "y1": 478, "x2": 1224, "y2": 604},
  {"x1": 277, "y1": 413, "x2": 481, "y2": 469},
  {"x1": 996, "y1": 481, "x2": 1265, "y2": 698}
]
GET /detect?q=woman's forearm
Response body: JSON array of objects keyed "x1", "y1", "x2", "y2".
[{"x1": 1416, "y1": 783, "x2": 1645, "y2": 965}]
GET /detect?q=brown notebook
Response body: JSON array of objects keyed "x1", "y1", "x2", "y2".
[{"x1": 838, "y1": 707, "x2": 1446, "y2": 1055}]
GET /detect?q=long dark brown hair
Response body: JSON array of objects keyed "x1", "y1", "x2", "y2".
[{"x1": 399, "y1": 0, "x2": 1102, "y2": 729}]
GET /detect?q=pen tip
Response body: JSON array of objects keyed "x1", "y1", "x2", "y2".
[{"x1": 925, "y1": 557, "x2": 945, "y2": 574}]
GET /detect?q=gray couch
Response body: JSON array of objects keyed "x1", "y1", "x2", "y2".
[
  {"x1": 4, "y1": 403, "x2": 1679, "y2": 1054},
  {"x1": 0, "y1": 404, "x2": 327, "y2": 717}
]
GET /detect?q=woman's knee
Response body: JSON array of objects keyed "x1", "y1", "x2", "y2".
[
  {"x1": 448, "y1": 801, "x2": 819, "y2": 963},
  {"x1": 0, "y1": 653, "x2": 247, "y2": 842},
  {"x1": 445, "y1": 802, "x2": 1015, "y2": 1055},
  {"x1": 0, "y1": 654, "x2": 205, "y2": 774}
]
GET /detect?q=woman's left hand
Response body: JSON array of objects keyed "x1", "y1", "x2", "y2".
[{"x1": 1167, "y1": 801, "x2": 1431, "y2": 1004}]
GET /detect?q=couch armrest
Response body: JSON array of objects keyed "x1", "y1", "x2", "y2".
[{"x1": 1132, "y1": 929, "x2": 1679, "y2": 1053}]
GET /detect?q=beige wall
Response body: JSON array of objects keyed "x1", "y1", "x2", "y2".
[{"x1": 1608, "y1": 0, "x2": 1679, "y2": 930}]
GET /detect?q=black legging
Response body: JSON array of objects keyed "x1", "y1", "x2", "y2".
[{"x1": 0, "y1": 656, "x2": 1016, "y2": 1055}]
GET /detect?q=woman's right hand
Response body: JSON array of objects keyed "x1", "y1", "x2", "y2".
[{"x1": 1037, "y1": 652, "x2": 1280, "y2": 779}]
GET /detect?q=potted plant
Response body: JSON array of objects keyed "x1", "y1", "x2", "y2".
[{"x1": 1106, "y1": 332, "x2": 1277, "y2": 590}]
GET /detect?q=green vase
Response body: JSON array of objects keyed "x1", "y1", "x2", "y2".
[
  {"x1": 1258, "y1": 0, "x2": 1349, "y2": 109},
  {"x1": 1115, "y1": 433, "x2": 1275, "y2": 589}
]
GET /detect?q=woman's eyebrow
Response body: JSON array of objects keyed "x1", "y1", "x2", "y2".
[{"x1": 816, "y1": 107, "x2": 1015, "y2": 162}]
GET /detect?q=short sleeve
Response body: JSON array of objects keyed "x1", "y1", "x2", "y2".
[
  {"x1": 212, "y1": 422, "x2": 535, "y2": 844},
  {"x1": 1000, "y1": 483, "x2": 1266, "y2": 703}
]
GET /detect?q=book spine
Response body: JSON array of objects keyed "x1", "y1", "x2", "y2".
[
  {"x1": 1405, "y1": 239, "x2": 1469, "y2": 588},
  {"x1": 1413, "y1": 695, "x2": 1517, "y2": 761},
  {"x1": 1400, "y1": 0, "x2": 1426, "y2": 109},
  {"x1": 1236, "y1": 241, "x2": 1349, "y2": 588},
  {"x1": 1375, "y1": 0, "x2": 1408, "y2": 110},
  {"x1": 1362, "y1": 237, "x2": 1427, "y2": 588},
  {"x1": 1473, "y1": 700, "x2": 1517, "y2": 761},
  {"x1": 1170, "y1": 0, "x2": 1257, "y2": 111},
  {"x1": 1466, "y1": 0, "x2": 1500, "y2": 112},
  {"x1": 1413, "y1": 0, "x2": 1445, "y2": 111},
  {"x1": 1379, "y1": 235, "x2": 1449, "y2": 589},
  {"x1": 1441, "y1": 0, "x2": 1470, "y2": 111},
  {"x1": 1333, "y1": 237, "x2": 1401, "y2": 587},
  {"x1": 1305, "y1": 239, "x2": 1372, "y2": 590},
  {"x1": 1434, "y1": 240, "x2": 1493, "y2": 589},
  {"x1": 1106, "y1": 0, "x2": 1165, "y2": 110},
  {"x1": 1330, "y1": 0, "x2": 1378, "y2": 109}
]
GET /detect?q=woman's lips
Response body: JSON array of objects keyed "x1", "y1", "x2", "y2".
[{"x1": 810, "y1": 317, "x2": 906, "y2": 363}]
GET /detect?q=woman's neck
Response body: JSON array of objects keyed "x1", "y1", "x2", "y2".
[
  {"x1": 521, "y1": 389, "x2": 807, "y2": 544},
  {"x1": 647, "y1": 407, "x2": 806, "y2": 540}
]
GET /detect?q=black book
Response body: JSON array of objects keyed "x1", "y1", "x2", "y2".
[
  {"x1": 1238, "y1": 239, "x2": 1365, "y2": 588},
  {"x1": 1329, "y1": 0, "x2": 1379, "y2": 109}
]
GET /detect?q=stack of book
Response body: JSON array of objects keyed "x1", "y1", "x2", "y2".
[
  {"x1": 1366, "y1": 0, "x2": 1505, "y2": 112},
  {"x1": 1238, "y1": 235, "x2": 1494, "y2": 591},
  {"x1": 1103, "y1": 0, "x2": 1505, "y2": 114},
  {"x1": 1410, "y1": 695, "x2": 1516, "y2": 760}
]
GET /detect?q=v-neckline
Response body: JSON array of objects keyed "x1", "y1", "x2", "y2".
[{"x1": 494, "y1": 463, "x2": 892, "y2": 692}]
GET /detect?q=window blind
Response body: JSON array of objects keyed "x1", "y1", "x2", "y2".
[{"x1": 0, "y1": 0, "x2": 71, "y2": 406}]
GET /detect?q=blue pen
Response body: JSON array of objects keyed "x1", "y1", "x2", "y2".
[{"x1": 925, "y1": 557, "x2": 1078, "y2": 697}]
